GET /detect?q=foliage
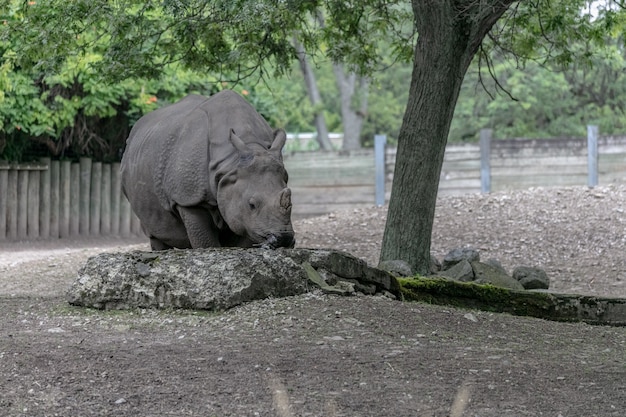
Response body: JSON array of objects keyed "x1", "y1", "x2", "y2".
[
  {"x1": 0, "y1": 0, "x2": 418, "y2": 161},
  {"x1": 0, "y1": 53, "x2": 220, "y2": 161},
  {"x1": 4, "y1": 0, "x2": 313, "y2": 80},
  {"x1": 450, "y1": 33, "x2": 626, "y2": 141}
]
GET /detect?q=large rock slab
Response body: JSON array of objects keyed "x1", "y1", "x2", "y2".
[{"x1": 67, "y1": 248, "x2": 400, "y2": 311}]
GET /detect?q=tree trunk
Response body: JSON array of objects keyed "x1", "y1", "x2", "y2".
[
  {"x1": 294, "y1": 37, "x2": 333, "y2": 151},
  {"x1": 380, "y1": 0, "x2": 513, "y2": 274},
  {"x1": 333, "y1": 64, "x2": 368, "y2": 151}
]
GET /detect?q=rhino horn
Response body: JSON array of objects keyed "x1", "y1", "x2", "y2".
[
  {"x1": 269, "y1": 129, "x2": 287, "y2": 156},
  {"x1": 280, "y1": 188, "x2": 292, "y2": 210}
]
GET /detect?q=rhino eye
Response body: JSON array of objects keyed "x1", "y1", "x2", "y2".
[{"x1": 248, "y1": 198, "x2": 257, "y2": 211}]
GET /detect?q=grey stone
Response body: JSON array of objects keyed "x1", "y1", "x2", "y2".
[
  {"x1": 377, "y1": 260, "x2": 413, "y2": 277},
  {"x1": 287, "y1": 248, "x2": 400, "y2": 295},
  {"x1": 471, "y1": 262, "x2": 525, "y2": 291},
  {"x1": 303, "y1": 261, "x2": 352, "y2": 295},
  {"x1": 439, "y1": 259, "x2": 474, "y2": 282},
  {"x1": 430, "y1": 255, "x2": 442, "y2": 274},
  {"x1": 442, "y1": 247, "x2": 480, "y2": 270},
  {"x1": 485, "y1": 258, "x2": 508, "y2": 275},
  {"x1": 513, "y1": 266, "x2": 550, "y2": 290},
  {"x1": 67, "y1": 248, "x2": 400, "y2": 311}
]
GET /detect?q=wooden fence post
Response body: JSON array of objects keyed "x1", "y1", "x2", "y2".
[
  {"x1": 6, "y1": 170, "x2": 18, "y2": 239},
  {"x1": 480, "y1": 129, "x2": 492, "y2": 193},
  {"x1": 59, "y1": 161, "x2": 71, "y2": 238},
  {"x1": 49, "y1": 160, "x2": 60, "y2": 238},
  {"x1": 90, "y1": 162, "x2": 102, "y2": 235},
  {"x1": 100, "y1": 163, "x2": 111, "y2": 235},
  {"x1": 79, "y1": 157, "x2": 92, "y2": 235},
  {"x1": 39, "y1": 158, "x2": 51, "y2": 239},
  {"x1": 119, "y1": 192, "x2": 132, "y2": 237},
  {"x1": 17, "y1": 170, "x2": 28, "y2": 239},
  {"x1": 587, "y1": 125, "x2": 599, "y2": 188},
  {"x1": 375, "y1": 134, "x2": 386, "y2": 206},
  {"x1": 70, "y1": 162, "x2": 80, "y2": 236},
  {"x1": 28, "y1": 170, "x2": 40, "y2": 238},
  {"x1": 111, "y1": 162, "x2": 121, "y2": 235},
  {"x1": 0, "y1": 167, "x2": 7, "y2": 240}
]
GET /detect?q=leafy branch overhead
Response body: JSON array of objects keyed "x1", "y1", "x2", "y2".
[{"x1": 5, "y1": 0, "x2": 418, "y2": 80}]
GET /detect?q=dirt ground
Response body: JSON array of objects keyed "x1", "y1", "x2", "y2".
[{"x1": 1, "y1": 186, "x2": 625, "y2": 416}]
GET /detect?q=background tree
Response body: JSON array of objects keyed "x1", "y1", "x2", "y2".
[
  {"x1": 449, "y1": 33, "x2": 626, "y2": 141},
  {"x1": 293, "y1": 36, "x2": 333, "y2": 150},
  {"x1": 333, "y1": 64, "x2": 369, "y2": 150}
]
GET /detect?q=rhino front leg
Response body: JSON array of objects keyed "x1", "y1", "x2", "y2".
[{"x1": 177, "y1": 206, "x2": 222, "y2": 248}]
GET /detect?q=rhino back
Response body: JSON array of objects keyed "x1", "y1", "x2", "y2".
[{"x1": 122, "y1": 94, "x2": 212, "y2": 210}]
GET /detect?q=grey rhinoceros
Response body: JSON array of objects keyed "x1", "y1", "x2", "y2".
[{"x1": 120, "y1": 90, "x2": 295, "y2": 250}]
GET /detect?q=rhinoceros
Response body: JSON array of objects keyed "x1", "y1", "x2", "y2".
[{"x1": 120, "y1": 90, "x2": 295, "y2": 250}]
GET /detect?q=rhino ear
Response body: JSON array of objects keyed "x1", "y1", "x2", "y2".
[
  {"x1": 269, "y1": 129, "x2": 287, "y2": 155},
  {"x1": 229, "y1": 129, "x2": 250, "y2": 154}
]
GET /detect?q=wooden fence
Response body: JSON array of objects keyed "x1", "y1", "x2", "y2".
[
  {"x1": 384, "y1": 144, "x2": 483, "y2": 197},
  {"x1": 283, "y1": 144, "x2": 484, "y2": 218},
  {"x1": 2, "y1": 132, "x2": 626, "y2": 240},
  {"x1": 0, "y1": 158, "x2": 141, "y2": 241},
  {"x1": 385, "y1": 134, "x2": 626, "y2": 194},
  {"x1": 488, "y1": 135, "x2": 626, "y2": 191},
  {"x1": 284, "y1": 150, "x2": 377, "y2": 218}
]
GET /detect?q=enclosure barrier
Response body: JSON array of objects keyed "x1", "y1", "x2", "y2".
[
  {"x1": 0, "y1": 158, "x2": 141, "y2": 241},
  {"x1": 473, "y1": 126, "x2": 626, "y2": 193},
  {"x1": 2, "y1": 128, "x2": 626, "y2": 240}
]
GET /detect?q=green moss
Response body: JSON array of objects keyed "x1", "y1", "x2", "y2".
[{"x1": 398, "y1": 276, "x2": 563, "y2": 321}]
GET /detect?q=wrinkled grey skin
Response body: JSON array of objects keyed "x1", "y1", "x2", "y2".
[{"x1": 120, "y1": 90, "x2": 295, "y2": 250}]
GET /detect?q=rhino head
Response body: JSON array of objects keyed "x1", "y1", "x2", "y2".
[{"x1": 216, "y1": 128, "x2": 295, "y2": 249}]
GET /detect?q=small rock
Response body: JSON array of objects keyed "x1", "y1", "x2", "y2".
[
  {"x1": 472, "y1": 262, "x2": 525, "y2": 291},
  {"x1": 439, "y1": 259, "x2": 474, "y2": 282},
  {"x1": 47, "y1": 327, "x2": 65, "y2": 333},
  {"x1": 513, "y1": 266, "x2": 550, "y2": 290},
  {"x1": 463, "y1": 313, "x2": 478, "y2": 322},
  {"x1": 430, "y1": 255, "x2": 442, "y2": 274},
  {"x1": 485, "y1": 258, "x2": 508, "y2": 275},
  {"x1": 115, "y1": 398, "x2": 127, "y2": 405},
  {"x1": 442, "y1": 247, "x2": 480, "y2": 270},
  {"x1": 135, "y1": 262, "x2": 151, "y2": 277},
  {"x1": 377, "y1": 260, "x2": 413, "y2": 277}
]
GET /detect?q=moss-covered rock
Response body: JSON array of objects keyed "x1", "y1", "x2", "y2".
[{"x1": 398, "y1": 276, "x2": 626, "y2": 326}]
